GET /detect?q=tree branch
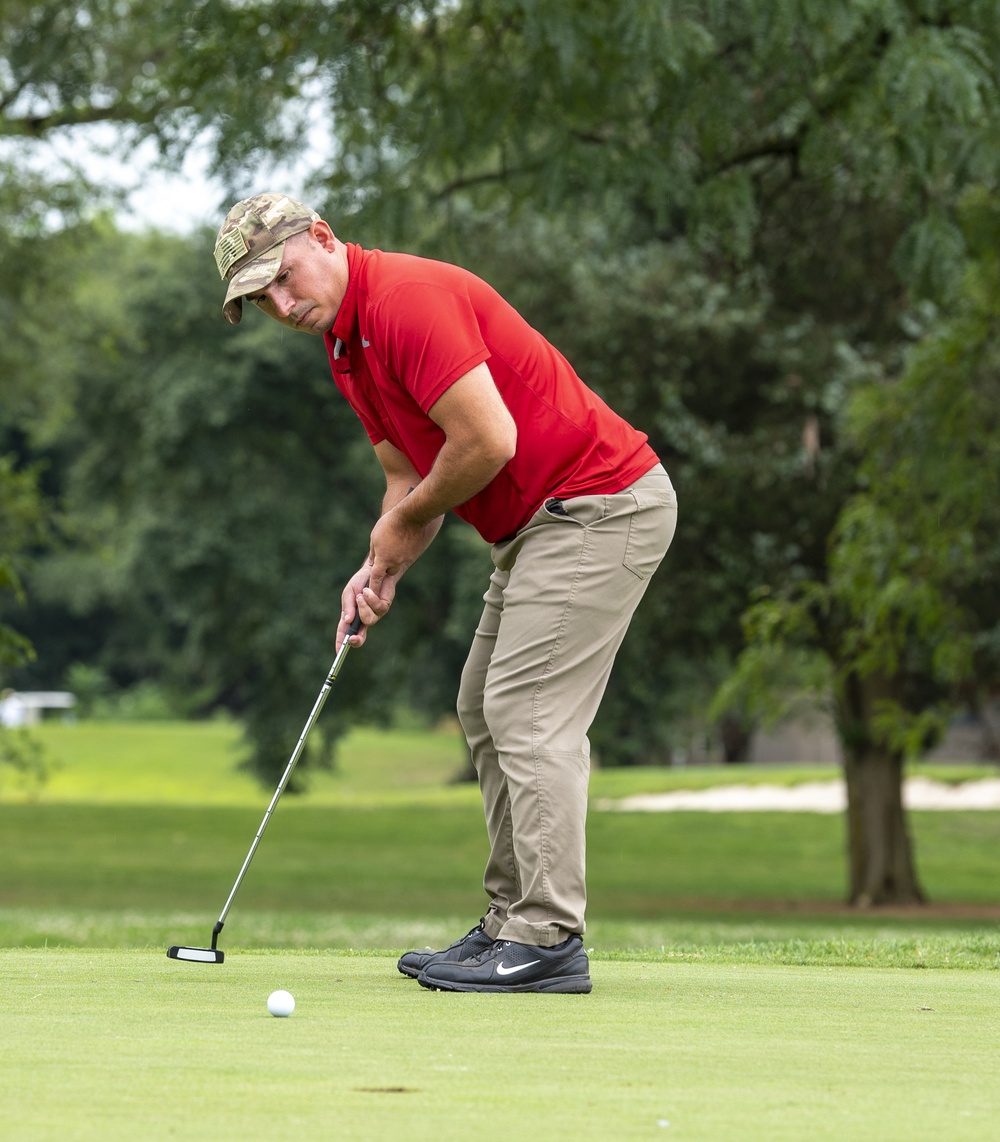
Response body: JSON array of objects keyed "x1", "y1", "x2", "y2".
[
  {"x1": 434, "y1": 161, "x2": 542, "y2": 199},
  {"x1": 3, "y1": 103, "x2": 156, "y2": 139},
  {"x1": 712, "y1": 132, "x2": 804, "y2": 179}
]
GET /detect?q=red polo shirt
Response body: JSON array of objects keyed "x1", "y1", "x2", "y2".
[{"x1": 325, "y1": 244, "x2": 658, "y2": 543}]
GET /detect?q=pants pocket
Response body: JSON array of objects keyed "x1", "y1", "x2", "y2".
[{"x1": 622, "y1": 487, "x2": 677, "y2": 580}]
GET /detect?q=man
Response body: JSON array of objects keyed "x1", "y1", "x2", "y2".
[{"x1": 214, "y1": 193, "x2": 677, "y2": 993}]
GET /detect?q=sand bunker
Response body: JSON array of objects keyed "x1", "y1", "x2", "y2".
[{"x1": 597, "y1": 776, "x2": 1000, "y2": 813}]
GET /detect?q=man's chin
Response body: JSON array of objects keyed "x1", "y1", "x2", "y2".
[{"x1": 295, "y1": 310, "x2": 334, "y2": 335}]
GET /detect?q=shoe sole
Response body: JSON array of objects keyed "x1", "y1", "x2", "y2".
[{"x1": 417, "y1": 973, "x2": 593, "y2": 994}]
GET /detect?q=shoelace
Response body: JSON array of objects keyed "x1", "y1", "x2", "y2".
[
  {"x1": 447, "y1": 921, "x2": 484, "y2": 950},
  {"x1": 467, "y1": 939, "x2": 510, "y2": 966}
]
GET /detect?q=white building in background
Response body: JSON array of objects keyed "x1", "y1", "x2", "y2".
[{"x1": 0, "y1": 690, "x2": 76, "y2": 727}]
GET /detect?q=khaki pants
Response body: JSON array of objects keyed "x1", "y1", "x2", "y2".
[{"x1": 457, "y1": 464, "x2": 677, "y2": 946}]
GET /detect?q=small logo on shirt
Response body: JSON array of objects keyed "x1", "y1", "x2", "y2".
[{"x1": 361, "y1": 336, "x2": 371, "y2": 348}]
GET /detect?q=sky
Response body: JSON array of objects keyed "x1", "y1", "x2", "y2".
[{"x1": 27, "y1": 122, "x2": 325, "y2": 234}]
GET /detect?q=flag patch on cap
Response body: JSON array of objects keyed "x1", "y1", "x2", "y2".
[{"x1": 214, "y1": 228, "x2": 251, "y2": 279}]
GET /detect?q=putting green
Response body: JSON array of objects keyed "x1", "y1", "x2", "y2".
[{"x1": 5, "y1": 950, "x2": 999, "y2": 1140}]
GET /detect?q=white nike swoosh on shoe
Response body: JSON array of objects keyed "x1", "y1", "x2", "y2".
[{"x1": 495, "y1": 960, "x2": 541, "y2": 976}]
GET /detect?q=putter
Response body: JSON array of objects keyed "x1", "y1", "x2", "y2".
[{"x1": 167, "y1": 608, "x2": 363, "y2": 964}]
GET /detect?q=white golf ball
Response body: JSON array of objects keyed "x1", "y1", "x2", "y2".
[{"x1": 267, "y1": 989, "x2": 295, "y2": 1017}]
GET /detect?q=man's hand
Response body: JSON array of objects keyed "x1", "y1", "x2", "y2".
[
  {"x1": 335, "y1": 507, "x2": 438, "y2": 650},
  {"x1": 336, "y1": 565, "x2": 384, "y2": 651},
  {"x1": 368, "y1": 507, "x2": 441, "y2": 601}
]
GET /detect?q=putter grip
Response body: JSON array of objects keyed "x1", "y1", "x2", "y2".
[{"x1": 346, "y1": 576, "x2": 370, "y2": 637}]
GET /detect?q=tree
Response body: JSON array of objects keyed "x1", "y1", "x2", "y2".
[
  {"x1": 726, "y1": 190, "x2": 1000, "y2": 903},
  {"x1": 0, "y1": 451, "x2": 50, "y2": 788},
  {"x1": 832, "y1": 193, "x2": 1000, "y2": 903},
  {"x1": 5, "y1": 2, "x2": 1000, "y2": 890},
  {"x1": 0, "y1": 164, "x2": 91, "y2": 786},
  {"x1": 48, "y1": 225, "x2": 378, "y2": 779},
  {"x1": 326, "y1": 2, "x2": 1000, "y2": 900}
]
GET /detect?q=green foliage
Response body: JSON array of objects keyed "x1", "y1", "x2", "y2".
[
  {"x1": 7, "y1": 2, "x2": 1000, "y2": 288},
  {"x1": 28, "y1": 225, "x2": 490, "y2": 781},
  {"x1": 64, "y1": 663, "x2": 201, "y2": 721},
  {"x1": 730, "y1": 189, "x2": 1000, "y2": 760},
  {"x1": 708, "y1": 642, "x2": 832, "y2": 730},
  {"x1": 0, "y1": 563, "x2": 34, "y2": 668},
  {"x1": 0, "y1": 455, "x2": 49, "y2": 672},
  {"x1": 1, "y1": 0, "x2": 323, "y2": 148},
  {"x1": 0, "y1": 163, "x2": 96, "y2": 436},
  {"x1": 50, "y1": 227, "x2": 381, "y2": 777},
  {"x1": 0, "y1": 158, "x2": 99, "y2": 683},
  {"x1": 6, "y1": 0, "x2": 1000, "y2": 784},
  {"x1": 292, "y1": 0, "x2": 1000, "y2": 301},
  {"x1": 0, "y1": 728, "x2": 53, "y2": 793}
]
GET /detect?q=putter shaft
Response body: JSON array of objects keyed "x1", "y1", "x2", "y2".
[{"x1": 214, "y1": 621, "x2": 360, "y2": 937}]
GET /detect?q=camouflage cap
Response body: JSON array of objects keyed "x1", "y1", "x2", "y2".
[{"x1": 214, "y1": 193, "x2": 321, "y2": 324}]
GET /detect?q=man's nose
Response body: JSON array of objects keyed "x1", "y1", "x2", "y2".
[{"x1": 271, "y1": 289, "x2": 296, "y2": 318}]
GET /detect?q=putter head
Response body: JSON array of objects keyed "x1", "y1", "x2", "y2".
[{"x1": 167, "y1": 945, "x2": 225, "y2": 964}]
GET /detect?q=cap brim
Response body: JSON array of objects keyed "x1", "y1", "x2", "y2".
[{"x1": 222, "y1": 244, "x2": 286, "y2": 325}]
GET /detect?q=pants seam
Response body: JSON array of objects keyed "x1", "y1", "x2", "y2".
[{"x1": 529, "y1": 520, "x2": 592, "y2": 920}]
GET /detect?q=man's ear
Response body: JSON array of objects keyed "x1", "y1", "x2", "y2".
[{"x1": 310, "y1": 219, "x2": 338, "y2": 250}]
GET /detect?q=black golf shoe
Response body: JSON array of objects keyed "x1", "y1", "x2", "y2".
[
  {"x1": 397, "y1": 919, "x2": 495, "y2": 979},
  {"x1": 417, "y1": 934, "x2": 592, "y2": 993}
]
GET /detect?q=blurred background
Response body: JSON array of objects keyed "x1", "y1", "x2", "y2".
[{"x1": 2, "y1": 2, "x2": 1000, "y2": 909}]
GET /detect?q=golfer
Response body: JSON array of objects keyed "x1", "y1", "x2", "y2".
[{"x1": 214, "y1": 193, "x2": 677, "y2": 993}]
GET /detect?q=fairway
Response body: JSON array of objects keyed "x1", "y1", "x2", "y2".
[{"x1": 5, "y1": 950, "x2": 999, "y2": 1141}]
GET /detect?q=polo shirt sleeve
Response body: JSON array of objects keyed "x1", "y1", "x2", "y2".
[{"x1": 371, "y1": 281, "x2": 491, "y2": 413}]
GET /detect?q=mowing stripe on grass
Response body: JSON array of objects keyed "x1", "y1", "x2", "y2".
[{"x1": 2, "y1": 907, "x2": 999, "y2": 968}]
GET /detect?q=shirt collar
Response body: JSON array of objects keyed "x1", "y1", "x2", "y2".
[{"x1": 331, "y1": 242, "x2": 364, "y2": 350}]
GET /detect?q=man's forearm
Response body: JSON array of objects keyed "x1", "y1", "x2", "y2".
[
  {"x1": 372, "y1": 362, "x2": 516, "y2": 538},
  {"x1": 382, "y1": 476, "x2": 418, "y2": 516},
  {"x1": 379, "y1": 474, "x2": 445, "y2": 554},
  {"x1": 392, "y1": 435, "x2": 511, "y2": 528}
]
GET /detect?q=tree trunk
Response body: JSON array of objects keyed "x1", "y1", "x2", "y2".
[
  {"x1": 838, "y1": 671, "x2": 927, "y2": 906},
  {"x1": 843, "y1": 747, "x2": 926, "y2": 905},
  {"x1": 718, "y1": 712, "x2": 753, "y2": 763}
]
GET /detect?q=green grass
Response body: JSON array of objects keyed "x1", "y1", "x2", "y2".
[
  {"x1": 2, "y1": 799, "x2": 999, "y2": 967},
  {"x1": 2, "y1": 801, "x2": 1000, "y2": 914},
  {"x1": 1, "y1": 720, "x2": 478, "y2": 806},
  {"x1": 2, "y1": 908, "x2": 998, "y2": 970},
  {"x1": 1, "y1": 720, "x2": 998, "y2": 965},
  {"x1": 5, "y1": 950, "x2": 1000, "y2": 1141},
  {"x1": 3, "y1": 722, "x2": 999, "y2": 1139},
  {"x1": 9, "y1": 719, "x2": 998, "y2": 806},
  {"x1": 3, "y1": 797, "x2": 999, "y2": 912}
]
